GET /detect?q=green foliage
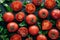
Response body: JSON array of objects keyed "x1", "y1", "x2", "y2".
[{"x1": 0, "y1": 14, "x2": 4, "y2": 21}]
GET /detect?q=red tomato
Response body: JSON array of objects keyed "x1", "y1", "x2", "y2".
[
  {"x1": 15, "y1": 12, "x2": 25, "y2": 22},
  {"x1": 26, "y1": 37, "x2": 33, "y2": 40},
  {"x1": 29, "y1": 25, "x2": 39, "y2": 35},
  {"x1": 42, "y1": 20, "x2": 52, "y2": 30},
  {"x1": 32, "y1": 0, "x2": 42, "y2": 6},
  {"x1": 18, "y1": 27, "x2": 28, "y2": 37},
  {"x1": 45, "y1": 0, "x2": 56, "y2": 9},
  {"x1": 48, "y1": 29, "x2": 59, "y2": 39},
  {"x1": 11, "y1": 1, "x2": 22, "y2": 11},
  {"x1": 38, "y1": 8, "x2": 49, "y2": 19},
  {"x1": 26, "y1": 14, "x2": 37, "y2": 25},
  {"x1": 3, "y1": 12, "x2": 14, "y2": 22},
  {"x1": 56, "y1": 20, "x2": 60, "y2": 30},
  {"x1": 10, "y1": 34, "x2": 22, "y2": 40},
  {"x1": 7, "y1": 22, "x2": 18, "y2": 32},
  {"x1": 26, "y1": 3, "x2": 36, "y2": 14},
  {"x1": 51, "y1": 9, "x2": 60, "y2": 19},
  {"x1": 36, "y1": 34, "x2": 47, "y2": 40}
]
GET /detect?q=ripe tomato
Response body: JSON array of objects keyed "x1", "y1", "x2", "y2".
[
  {"x1": 51, "y1": 9, "x2": 60, "y2": 19},
  {"x1": 26, "y1": 3, "x2": 36, "y2": 14},
  {"x1": 10, "y1": 34, "x2": 22, "y2": 40},
  {"x1": 45, "y1": 0, "x2": 56, "y2": 9},
  {"x1": 3, "y1": 12, "x2": 14, "y2": 22},
  {"x1": 26, "y1": 37, "x2": 33, "y2": 40},
  {"x1": 29, "y1": 25, "x2": 39, "y2": 35},
  {"x1": 18, "y1": 27, "x2": 28, "y2": 37},
  {"x1": 15, "y1": 12, "x2": 25, "y2": 22},
  {"x1": 48, "y1": 29, "x2": 59, "y2": 39},
  {"x1": 11, "y1": 1, "x2": 22, "y2": 11},
  {"x1": 56, "y1": 20, "x2": 60, "y2": 30},
  {"x1": 26, "y1": 14, "x2": 37, "y2": 25},
  {"x1": 7, "y1": 22, "x2": 18, "y2": 32},
  {"x1": 36, "y1": 34, "x2": 47, "y2": 40},
  {"x1": 32, "y1": 0, "x2": 42, "y2": 6},
  {"x1": 42, "y1": 20, "x2": 52, "y2": 30},
  {"x1": 38, "y1": 8, "x2": 49, "y2": 19}
]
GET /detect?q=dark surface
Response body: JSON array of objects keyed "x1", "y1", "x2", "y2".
[{"x1": 0, "y1": 0, "x2": 60, "y2": 40}]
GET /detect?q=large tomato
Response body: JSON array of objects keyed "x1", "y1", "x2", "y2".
[
  {"x1": 38, "y1": 8, "x2": 49, "y2": 19},
  {"x1": 32, "y1": 0, "x2": 42, "y2": 6},
  {"x1": 26, "y1": 14, "x2": 37, "y2": 25},
  {"x1": 7, "y1": 22, "x2": 18, "y2": 32},
  {"x1": 18, "y1": 27, "x2": 28, "y2": 37},
  {"x1": 56, "y1": 20, "x2": 60, "y2": 30},
  {"x1": 26, "y1": 3, "x2": 36, "y2": 14},
  {"x1": 42, "y1": 20, "x2": 52, "y2": 30},
  {"x1": 48, "y1": 29, "x2": 59, "y2": 39},
  {"x1": 29, "y1": 25, "x2": 39, "y2": 35},
  {"x1": 26, "y1": 37, "x2": 33, "y2": 40},
  {"x1": 15, "y1": 12, "x2": 25, "y2": 22},
  {"x1": 10, "y1": 34, "x2": 22, "y2": 40},
  {"x1": 3, "y1": 12, "x2": 14, "y2": 22},
  {"x1": 11, "y1": 1, "x2": 22, "y2": 11},
  {"x1": 51, "y1": 9, "x2": 60, "y2": 19},
  {"x1": 36, "y1": 34, "x2": 47, "y2": 40},
  {"x1": 45, "y1": 0, "x2": 56, "y2": 9}
]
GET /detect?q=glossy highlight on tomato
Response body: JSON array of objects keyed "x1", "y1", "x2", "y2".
[
  {"x1": 10, "y1": 34, "x2": 22, "y2": 40},
  {"x1": 3, "y1": 12, "x2": 14, "y2": 22},
  {"x1": 7, "y1": 22, "x2": 18, "y2": 32}
]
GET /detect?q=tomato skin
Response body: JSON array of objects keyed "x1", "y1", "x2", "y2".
[
  {"x1": 26, "y1": 37, "x2": 33, "y2": 40},
  {"x1": 38, "y1": 8, "x2": 49, "y2": 19},
  {"x1": 18, "y1": 27, "x2": 28, "y2": 37},
  {"x1": 11, "y1": 1, "x2": 22, "y2": 11},
  {"x1": 45, "y1": 0, "x2": 56, "y2": 9},
  {"x1": 48, "y1": 29, "x2": 59, "y2": 39},
  {"x1": 36, "y1": 34, "x2": 47, "y2": 40},
  {"x1": 51, "y1": 9, "x2": 60, "y2": 19},
  {"x1": 26, "y1": 14, "x2": 37, "y2": 25},
  {"x1": 29, "y1": 25, "x2": 39, "y2": 35},
  {"x1": 7, "y1": 22, "x2": 18, "y2": 32},
  {"x1": 42, "y1": 20, "x2": 52, "y2": 30},
  {"x1": 15, "y1": 12, "x2": 25, "y2": 22},
  {"x1": 32, "y1": 0, "x2": 42, "y2": 6},
  {"x1": 3, "y1": 12, "x2": 14, "y2": 22},
  {"x1": 26, "y1": 3, "x2": 36, "y2": 14},
  {"x1": 10, "y1": 34, "x2": 22, "y2": 40},
  {"x1": 56, "y1": 20, "x2": 60, "y2": 30}
]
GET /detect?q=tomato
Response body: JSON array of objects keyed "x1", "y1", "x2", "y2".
[
  {"x1": 10, "y1": 34, "x2": 22, "y2": 40},
  {"x1": 26, "y1": 14, "x2": 37, "y2": 25},
  {"x1": 38, "y1": 8, "x2": 49, "y2": 19},
  {"x1": 7, "y1": 22, "x2": 18, "y2": 32},
  {"x1": 42, "y1": 20, "x2": 52, "y2": 30},
  {"x1": 45, "y1": 0, "x2": 56, "y2": 9},
  {"x1": 18, "y1": 27, "x2": 28, "y2": 37},
  {"x1": 36, "y1": 34, "x2": 47, "y2": 40},
  {"x1": 51, "y1": 9, "x2": 60, "y2": 19},
  {"x1": 29, "y1": 25, "x2": 39, "y2": 35},
  {"x1": 26, "y1": 3, "x2": 36, "y2": 14},
  {"x1": 15, "y1": 12, "x2": 25, "y2": 22},
  {"x1": 26, "y1": 37, "x2": 33, "y2": 40},
  {"x1": 48, "y1": 29, "x2": 59, "y2": 39},
  {"x1": 56, "y1": 20, "x2": 60, "y2": 30},
  {"x1": 3, "y1": 12, "x2": 14, "y2": 22},
  {"x1": 11, "y1": 1, "x2": 22, "y2": 11},
  {"x1": 32, "y1": 0, "x2": 42, "y2": 6}
]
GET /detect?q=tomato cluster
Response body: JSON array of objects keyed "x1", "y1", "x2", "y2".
[{"x1": 2, "y1": 0, "x2": 60, "y2": 40}]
